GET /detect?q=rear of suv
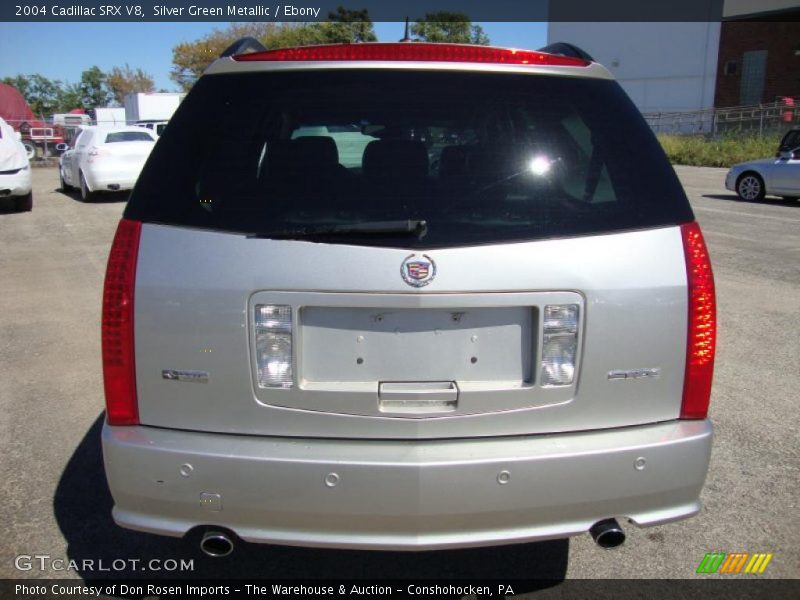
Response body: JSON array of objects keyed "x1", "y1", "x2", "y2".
[{"x1": 101, "y1": 42, "x2": 716, "y2": 553}]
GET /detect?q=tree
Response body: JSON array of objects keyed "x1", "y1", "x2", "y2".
[
  {"x1": 78, "y1": 66, "x2": 111, "y2": 108},
  {"x1": 2, "y1": 75, "x2": 31, "y2": 100},
  {"x1": 170, "y1": 11, "x2": 377, "y2": 91},
  {"x1": 325, "y1": 7, "x2": 377, "y2": 43},
  {"x1": 411, "y1": 13, "x2": 490, "y2": 45},
  {"x1": 59, "y1": 82, "x2": 84, "y2": 111},
  {"x1": 3, "y1": 74, "x2": 79, "y2": 113},
  {"x1": 107, "y1": 64, "x2": 156, "y2": 105},
  {"x1": 26, "y1": 74, "x2": 64, "y2": 116},
  {"x1": 171, "y1": 22, "x2": 274, "y2": 91}
]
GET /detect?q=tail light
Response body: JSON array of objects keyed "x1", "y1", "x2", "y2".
[
  {"x1": 234, "y1": 43, "x2": 591, "y2": 67},
  {"x1": 102, "y1": 219, "x2": 141, "y2": 425},
  {"x1": 680, "y1": 222, "x2": 716, "y2": 419}
]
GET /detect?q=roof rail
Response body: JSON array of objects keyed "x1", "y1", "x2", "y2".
[
  {"x1": 220, "y1": 37, "x2": 268, "y2": 58},
  {"x1": 538, "y1": 42, "x2": 594, "y2": 62}
]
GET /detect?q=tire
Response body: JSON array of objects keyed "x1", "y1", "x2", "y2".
[
  {"x1": 14, "y1": 192, "x2": 33, "y2": 212},
  {"x1": 59, "y1": 167, "x2": 73, "y2": 192},
  {"x1": 79, "y1": 172, "x2": 95, "y2": 202},
  {"x1": 736, "y1": 172, "x2": 765, "y2": 202}
]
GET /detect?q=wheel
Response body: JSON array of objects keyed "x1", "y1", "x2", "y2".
[
  {"x1": 736, "y1": 172, "x2": 765, "y2": 202},
  {"x1": 59, "y1": 166, "x2": 73, "y2": 192},
  {"x1": 14, "y1": 192, "x2": 33, "y2": 212},
  {"x1": 79, "y1": 172, "x2": 96, "y2": 202},
  {"x1": 22, "y1": 141, "x2": 36, "y2": 160}
]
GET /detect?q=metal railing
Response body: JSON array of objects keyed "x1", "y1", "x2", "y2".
[{"x1": 644, "y1": 98, "x2": 798, "y2": 137}]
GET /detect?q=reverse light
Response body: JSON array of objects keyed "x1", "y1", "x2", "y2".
[
  {"x1": 102, "y1": 219, "x2": 141, "y2": 425},
  {"x1": 541, "y1": 304, "x2": 579, "y2": 386},
  {"x1": 234, "y1": 43, "x2": 591, "y2": 67},
  {"x1": 680, "y1": 222, "x2": 716, "y2": 419},
  {"x1": 255, "y1": 304, "x2": 293, "y2": 388}
]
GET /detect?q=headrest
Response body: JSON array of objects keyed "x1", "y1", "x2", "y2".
[
  {"x1": 438, "y1": 145, "x2": 469, "y2": 180},
  {"x1": 362, "y1": 139, "x2": 428, "y2": 181},
  {"x1": 292, "y1": 136, "x2": 339, "y2": 167}
]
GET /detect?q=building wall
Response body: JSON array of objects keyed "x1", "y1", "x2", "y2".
[
  {"x1": 547, "y1": 22, "x2": 721, "y2": 114},
  {"x1": 714, "y1": 20, "x2": 800, "y2": 107}
]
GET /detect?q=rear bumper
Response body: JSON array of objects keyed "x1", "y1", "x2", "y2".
[
  {"x1": 102, "y1": 419, "x2": 712, "y2": 550},
  {"x1": 83, "y1": 165, "x2": 141, "y2": 191},
  {"x1": 724, "y1": 169, "x2": 737, "y2": 191},
  {"x1": 0, "y1": 168, "x2": 32, "y2": 196}
]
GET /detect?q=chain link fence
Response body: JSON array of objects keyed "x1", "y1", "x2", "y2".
[{"x1": 644, "y1": 98, "x2": 798, "y2": 137}]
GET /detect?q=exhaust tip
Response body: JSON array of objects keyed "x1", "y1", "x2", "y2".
[
  {"x1": 590, "y1": 518, "x2": 626, "y2": 549},
  {"x1": 200, "y1": 530, "x2": 234, "y2": 557}
]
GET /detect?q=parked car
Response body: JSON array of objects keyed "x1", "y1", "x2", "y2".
[
  {"x1": 58, "y1": 126, "x2": 155, "y2": 201},
  {"x1": 135, "y1": 120, "x2": 169, "y2": 137},
  {"x1": 0, "y1": 116, "x2": 32, "y2": 212},
  {"x1": 101, "y1": 41, "x2": 716, "y2": 556},
  {"x1": 725, "y1": 127, "x2": 800, "y2": 201}
]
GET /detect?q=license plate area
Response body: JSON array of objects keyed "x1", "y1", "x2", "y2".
[
  {"x1": 300, "y1": 306, "x2": 534, "y2": 384},
  {"x1": 248, "y1": 291, "x2": 583, "y2": 417}
]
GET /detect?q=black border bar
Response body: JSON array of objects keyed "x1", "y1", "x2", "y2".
[{"x1": 1, "y1": 0, "x2": 736, "y2": 23}]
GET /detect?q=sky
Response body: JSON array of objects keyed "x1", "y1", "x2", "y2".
[{"x1": 0, "y1": 22, "x2": 548, "y2": 93}]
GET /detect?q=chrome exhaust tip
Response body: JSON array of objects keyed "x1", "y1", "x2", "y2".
[
  {"x1": 200, "y1": 530, "x2": 234, "y2": 557},
  {"x1": 589, "y1": 518, "x2": 626, "y2": 549}
]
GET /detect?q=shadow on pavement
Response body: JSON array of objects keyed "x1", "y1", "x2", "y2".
[
  {"x1": 56, "y1": 187, "x2": 130, "y2": 204},
  {"x1": 702, "y1": 193, "x2": 800, "y2": 208},
  {"x1": 54, "y1": 415, "x2": 568, "y2": 593}
]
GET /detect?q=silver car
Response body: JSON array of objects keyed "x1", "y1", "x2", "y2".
[
  {"x1": 101, "y1": 41, "x2": 716, "y2": 556},
  {"x1": 725, "y1": 127, "x2": 800, "y2": 201}
]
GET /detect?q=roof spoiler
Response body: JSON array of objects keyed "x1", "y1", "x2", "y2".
[
  {"x1": 538, "y1": 42, "x2": 594, "y2": 62},
  {"x1": 221, "y1": 37, "x2": 267, "y2": 58}
]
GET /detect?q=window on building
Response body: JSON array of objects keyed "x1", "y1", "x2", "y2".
[{"x1": 740, "y1": 50, "x2": 767, "y2": 105}]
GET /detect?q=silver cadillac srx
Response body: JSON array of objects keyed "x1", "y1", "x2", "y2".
[{"x1": 100, "y1": 41, "x2": 716, "y2": 556}]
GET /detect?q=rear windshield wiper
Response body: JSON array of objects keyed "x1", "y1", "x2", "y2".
[{"x1": 247, "y1": 219, "x2": 428, "y2": 240}]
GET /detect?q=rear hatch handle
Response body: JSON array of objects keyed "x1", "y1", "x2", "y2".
[{"x1": 378, "y1": 381, "x2": 458, "y2": 414}]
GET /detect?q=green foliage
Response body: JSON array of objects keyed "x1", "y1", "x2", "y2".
[
  {"x1": 3, "y1": 63, "x2": 151, "y2": 116},
  {"x1": 59, "y1": 83, "x2": 84, "y2": 111},
  {"x1": 325, "y1": 6, "x2": 378, "y2": 43},
  {"x1": 170, "y1": 11, "x2": 377, "y2": 91},
  {"x1": 410, "y1": 12, "x2": 490, "y2": 45},
  {"x1": 107, "y1": 64, "x2": 156, "y2": 105},
  {"x1": 26, "y1": 74, "x2": 64, "y2": 116},
  {"x1": 2, "y1": 74, "x2": 31, "y2": 99},
  {"x1": 658, "y1": 133, "x2": 783, "y2": 168},
  {"x1": 78, "y1": 66, "x2": 111, "y2": 108}
]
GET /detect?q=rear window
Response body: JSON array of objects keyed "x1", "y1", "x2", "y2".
[
  {"x1": 126, "y1": 70, "x2": 692, "y2": 248},
  {"x1": 779, "y1": 129, "x2": 800, "y2": 152},
  {"x1": 105, "y1": 131, "x2": 153, "y2": 143}
]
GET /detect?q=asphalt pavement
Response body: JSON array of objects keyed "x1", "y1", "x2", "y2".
[{"x1": 0, "y1": 166, "x2": 797, "y2": 588}]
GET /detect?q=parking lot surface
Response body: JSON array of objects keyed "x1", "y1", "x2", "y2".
[{"x1": 0, "y1": 166, "x2": 797, "y2": 583}]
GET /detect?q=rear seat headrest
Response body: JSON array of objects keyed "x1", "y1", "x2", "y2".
[
  {"x1": 362, "y1": 139, "x2": 428, "y2": 181},
  {"x1": 292, "y1": 136, "x2": 339, "y2": 167},
  {"x1": 438, "y1": 145, "x2": 469, "y2": 180}
]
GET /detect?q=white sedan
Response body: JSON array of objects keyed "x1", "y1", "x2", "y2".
[
  {"x1": 725, "y1": 131, "x2": 800, "y2": 202},
  {"x1": 58, "y1": 126, "x2": 156, "y2": 201},
  {"x1": 0, "y1": 116, "x2": 32, "y2": 212}
]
